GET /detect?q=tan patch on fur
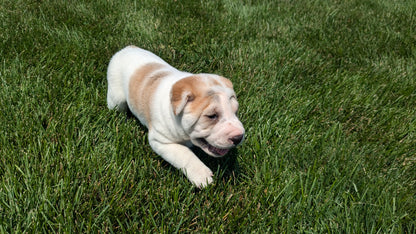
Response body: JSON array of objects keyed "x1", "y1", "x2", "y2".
[
  {"x1": 207, "y1": 78, "x2": 221, "y2": 86},
  {"x1": 129, "y1": 63, "x2": 168, "y2": 127},
  {"x1": 171, "y1": 75, "x2": 232, "y2": 117},
  {"x1": 189, "y1": 92, "x2": 213, "y2": 115},
  {"x1": 171, "y1": 76, "x2": 205, "y2": 115},
  {"x1": 219, "y1": 76, "x2": 233, "y2": 89}
]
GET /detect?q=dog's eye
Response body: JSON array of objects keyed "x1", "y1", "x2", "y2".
[{"x1": 206, "y1": 114, "x2": 218, "y2": 120}]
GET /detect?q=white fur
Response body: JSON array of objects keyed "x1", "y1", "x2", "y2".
[{"x1": 107, "y1": 46, "x2": 244, "y2": 188}]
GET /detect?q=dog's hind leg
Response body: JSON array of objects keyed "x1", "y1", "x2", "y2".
[{"x1": 106, "y1": 57, "x2": 128, "y2": 112}]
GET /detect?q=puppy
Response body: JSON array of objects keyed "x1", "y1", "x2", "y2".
[{"x1": 106, "y1": 46, "x2": 245, "y2": 188}]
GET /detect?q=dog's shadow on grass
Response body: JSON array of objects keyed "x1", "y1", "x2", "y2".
[
  {"x1": 191, "y1": 147, "x2": 241, "y2": 186},
  {"x1": 124, "y1": 110, "x2": 241, "y2": 186},
  {"x1": 156, "y1": 143, "x2": 241, "y2": 188}
]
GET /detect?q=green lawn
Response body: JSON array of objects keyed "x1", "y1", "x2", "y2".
[{"x1": 1, "y1": 0, "x2": 415, "y2": 232}]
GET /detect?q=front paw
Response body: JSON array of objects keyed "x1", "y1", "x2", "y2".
[{"x1": 184, "y1": 165, "x2": 213, "y2": 188}]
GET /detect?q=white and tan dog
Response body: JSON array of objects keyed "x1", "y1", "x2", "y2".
[{"x1": 106, "y1": 46, "x2": 244, "y2": 188}]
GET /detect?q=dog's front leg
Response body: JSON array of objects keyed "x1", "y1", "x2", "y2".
[{"x1": 149, "y1": 138, "x2": 213, "y2": 188}]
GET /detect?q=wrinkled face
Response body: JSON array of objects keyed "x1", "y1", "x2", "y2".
[{"x1": 171, "y1": 74, "x2": 245, "y2": 157}]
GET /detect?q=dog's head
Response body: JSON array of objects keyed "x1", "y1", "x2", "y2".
[{"x1": 171, "y1": 74, "x2": 245, "y2": 157}]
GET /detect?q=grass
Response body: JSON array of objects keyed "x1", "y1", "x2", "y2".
[{"x1": 1, "y1": 0, "x2": 415, "y2": 232}]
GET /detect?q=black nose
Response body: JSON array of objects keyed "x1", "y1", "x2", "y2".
[{"x1": 230, "y1": 134, "x2": 244, "y2": 145}]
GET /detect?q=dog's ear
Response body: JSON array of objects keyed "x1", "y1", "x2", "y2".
[{"x1": 170, "y1": 77, "x2": 196, "y2": 115}]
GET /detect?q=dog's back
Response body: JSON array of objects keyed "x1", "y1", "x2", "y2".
[{"x1": 106, "y1": 46, "x2": 170, "y2": 111}]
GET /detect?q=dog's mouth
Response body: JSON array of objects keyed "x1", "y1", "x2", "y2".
[{"x1": 196, "y1": 138, "x2": 230, "y2": 157}]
